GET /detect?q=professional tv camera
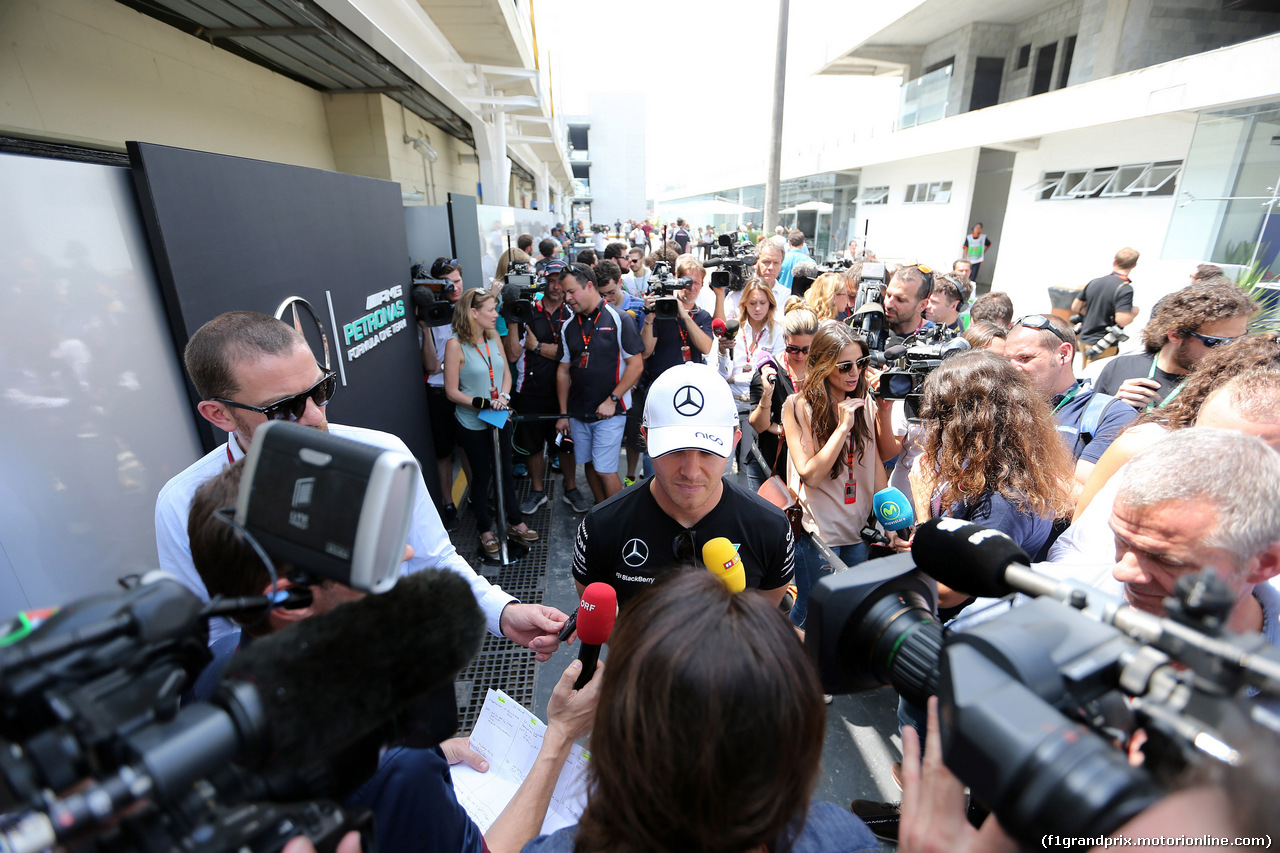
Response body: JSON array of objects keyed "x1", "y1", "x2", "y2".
[
  {"x1": 847, "y1": 261, "x2": 888, "y2": 344},
  {"x1": 647, "y1": 261, "x2": 693, "y2": 321},
  {"x1": 499, "y1": 259, "x2": 546, "y2": 326},
  {"x1": 877, "y1": 325, "x2": 971, "y2": 422},
  {"x1": 0, "y1": 422, "x2": 482, "y2": 853},
  {"x1": 1086, "y1": 323, "x2": 1130, "y2": 358},
  {"x1": 409, "y1": 261, "x2": 457, "y2": 328},
  {"x1": 808, "y1": 518, "x2": 1280, "y2": 850},
  {"x1": 702, "y1": 234, "x2": 758, "y2": 292}
]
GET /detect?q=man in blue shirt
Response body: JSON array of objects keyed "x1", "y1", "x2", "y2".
[
  {"x1": 776, "y1": 229, "x2": 813, "y2": 293},
  {"x1": 1005, "y1": 313, "x2": 1136, "y2": 485}
]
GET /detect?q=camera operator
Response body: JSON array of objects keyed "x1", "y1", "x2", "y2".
[
  {"x1": 1094, "y1": 278, "x2": 1255, "y2": 411},
  {"x1": 1072, "y1": 247, "x2": 1141, "y2": 362},
  {"x1": 186, "y1": 461, "x2": 601, "y2": 853},
  {"x1": 640, "y1": 254, "x2": 714, "y2": 378},
  {"x1": 572, "y1": 363, "x2": 793, "y2": 608},
  {"x1": 747, "y1": 306, "x2": 818, "y2": 492},
  {"x1": 491, "y1": 247, "x2": 530, "y2": 365},
  {"x1": 1005, "y1": 313, "x2": 1137, "y2": 485},
  {"x1": 418, "y1": 257, "x2": 466, "y2": 530},
  {"x1": 556, "y1": 263, "x2": 645, "y2": 506},
  {"x1": 156, "y1": 311, "x2": 567, "y2": 655},
  {"x1": 782, "y1": 322, "x2": 888, "y2": 628},
  {"x1": 881, "y1": 265, "x2": 935, "y2": 345},
  {"x1": 513, "y1": 260, "x2": 588, "y2": 516}
]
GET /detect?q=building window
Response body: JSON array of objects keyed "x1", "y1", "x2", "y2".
[
  {"x1": 1057, "y1": 35, "x2": 1077, "y2": 89},
  {"x1": 1031, "y1": 43, "x2": 1058, "y2": 95},
  {"x1": 1029, "y1": 161, "x2": 1183, "y2": 200},
  {"x1": 903, "y1": 181, "x2": 953, "y2": 203},
  {"x1": 861, "y1": 185, "x2": 890, "y2": 205},
  {"x1": 1015, "y1": 44, "x2": 1031, "y2": 70}
]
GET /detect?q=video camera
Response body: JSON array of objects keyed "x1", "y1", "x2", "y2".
[
  {"x1": 702, "y1": 235, "x2": 758, "y2": 293},
  {"x1": 877, "y1": 324, "x2": 971, "y2": 422},
  {"x1": 499, "y1": 260, "x2": 546, "y2": 326},
  {"x1": 808, "y1": 518, "x2": 1280, "y2": 850},
  {"x1": 409, "y1": 261, "x2": 456, "y2": 328},
  {"x1": 0, "y1": 423, "x2": 479, "y2": 852},
  {"x1": 647, "y1": 261, "x2": 694, "y2": 321},
  {"x1": 847, "y1": 261, "x2": 888, "y2": 344}
]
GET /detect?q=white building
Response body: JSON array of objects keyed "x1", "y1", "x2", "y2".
[
  {"x1": 656, "y1": 0, "x2": 1280, "y2": 321},
  {"x1": 2, "y1": 0, "x2": 576, "y2": 212},
  {"x1": 564, "y1": 93, "x2": 648, "y2": 228}
]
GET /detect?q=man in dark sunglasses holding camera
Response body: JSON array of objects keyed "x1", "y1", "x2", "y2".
[
  {"x1": 1094, "y1": 278, "x2": 1255, "y2": 411},
  {"x1": 156, "y1": 311, "x2": 569, "y2": 657}
]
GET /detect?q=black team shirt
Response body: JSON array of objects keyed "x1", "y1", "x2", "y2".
[
  {"x1": 573, "y1": 479, "x2": 795, "y2": 606},
  {"x1": 517, "y1": 299, "x2": 572, "y2": 395},
  {"x1": 559, "y1": 302, "x2": 643, "y2": 418}
]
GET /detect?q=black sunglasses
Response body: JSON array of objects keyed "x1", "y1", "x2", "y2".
[
  {"x1": 673, "y1": 529, "x2": 699, "y2": 562},
  {"x1": 213, "y1": 369, "x2": 338, "y2": 422},
  {"x1": 1189, "y1": 331, "x2": 1239, "y2": 349},
  {"x1": 1014, "y1": 314, "x2": 1072, "y2": 346},
  {"x1": 835, "y1": 356, "x2": 871, "y2": 374},
  {"x1": 785, "y1": 344, "x2": 810, "y2": 355}
]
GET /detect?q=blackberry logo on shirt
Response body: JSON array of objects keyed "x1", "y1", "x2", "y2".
[
  {"x1": 621, "y1": 538, "x2": 649, "y2": 567},
  {"x1": 673, "y1": 385, "x2": 704, "y2": 416}
]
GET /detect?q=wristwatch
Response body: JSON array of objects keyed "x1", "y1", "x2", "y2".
[{"x1": 609, "y1": 394, "x2": 620, "y2": 403}]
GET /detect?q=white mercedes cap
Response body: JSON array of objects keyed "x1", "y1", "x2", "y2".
[{"x1": 643, "y1": 362, "x2": 738, "y2": 459}]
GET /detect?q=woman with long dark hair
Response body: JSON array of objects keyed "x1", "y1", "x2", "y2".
[
  {"x1": 523, "y1": 571, "x2": 880, "y2": 853},
  {"x1": 783, "y1": 321, "x2": 887, "y2": 628}
]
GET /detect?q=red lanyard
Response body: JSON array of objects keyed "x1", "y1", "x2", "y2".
[
  {"x1": 474, "y1": 339, "x2": 498, "y2": 399},
  {"x1": 576, "y1": 306, "x2": 600, "y2": 367},
  {"x1": 745, "y1": 323, "x2": 764, "y2": 360},
  {"x1": 538, "y1": 300, "x2": 563, "y2": 345}
]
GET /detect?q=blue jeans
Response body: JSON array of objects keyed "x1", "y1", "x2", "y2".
[{"x1": 790, "y1": 536, "x2": 868, "y2": 629}]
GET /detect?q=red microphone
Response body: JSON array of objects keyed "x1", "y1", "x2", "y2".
[
  {"x1": 574, "y1": 582, "x2": 617, "y2": 689},
  {"x1": 711, "y1": 318, "x2": 727, "y2": 337}
]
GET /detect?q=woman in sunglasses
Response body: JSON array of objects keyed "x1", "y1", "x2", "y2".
[
  {"x1": 444, "y1": 289, "x2": 538, "y2": 556},
  {"x1": 782, "y1": 320, "x2": 888, "y2": 628}
]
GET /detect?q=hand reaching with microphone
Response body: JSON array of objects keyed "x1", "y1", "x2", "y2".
[{"x1": 500, "y1": 602, "x2": 570, "y2": 662}]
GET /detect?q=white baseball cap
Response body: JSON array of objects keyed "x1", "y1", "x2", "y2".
[{"x1": 643, "y1": 363, "x2": 738, "y2": 459}]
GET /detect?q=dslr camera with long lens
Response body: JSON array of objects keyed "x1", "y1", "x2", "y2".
[
  {"x1": 0, "y1": 422, "x2": 481, "y2": 853},
  {"x1": 702, "y1": 235, "x2": 758, "y2": 293},
  {"x1": 409, "y1": 261, "x2": 457, "y2": 328},
  {"x1": 647, "y1": 261, "x2": 693, "y2": 320},
  {"x1": 1086, "y1": 323, "x2": 1129, "y2": 358},
  {"x1": 808, "y1": 517, "x2": 1280, "y2": 850},
  {"x1": 877, "y1": 325, "x2": 971, "y2": 422}
]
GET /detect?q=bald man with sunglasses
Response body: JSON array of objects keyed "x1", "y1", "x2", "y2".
[{"x1": 155, "y1": 311, "x2": 569, "y2": 654}]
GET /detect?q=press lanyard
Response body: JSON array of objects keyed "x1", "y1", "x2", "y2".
[
  {"x1": 1144, "y1": 356, "x2": 1185, "y2": 412},
  {"x1": 844, "y1": 419, "x2": 858, "y2": 505},
  {"x1": 576, "y1": 306, "x2": 600, "y2": 368},
  {"x1": 1052, "y1": 383, "x2": 1081, "y2": 415},
  {"x1": 474, "y1": 339, "x2": 498, "y2": 400}
]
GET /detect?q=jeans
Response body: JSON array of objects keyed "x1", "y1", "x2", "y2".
[{"x1": 790, "y1": 536, "x2": 868, "y2": 629}]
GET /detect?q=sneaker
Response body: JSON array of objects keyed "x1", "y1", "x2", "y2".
[
  {"x1": 441, "y1": 504, "x2": 458, "y2": 531},
  {"x1": 513, "y1": 461, "x2": 528, "y2": 478},
  {"x1": 562, "y1": 487, "x2": 592, "y2": 513},
  {"x1": 520, "y1": 491, "x2": 548, "y2": 515},
  {"x1": 623, "y1": 476, "x2": 636, "y2": 487},
  {"x1": 550, "y1": 455, "x2": 561, "y2": 472}
]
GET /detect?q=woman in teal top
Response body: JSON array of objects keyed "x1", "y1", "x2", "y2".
[{"x1": 444, "y1": 289, "x2": 538, "y2": 556}]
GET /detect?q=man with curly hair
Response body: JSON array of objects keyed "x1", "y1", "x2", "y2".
[{"x1": 1095, "y1": 278, "x2": 1255, "y2": 410}]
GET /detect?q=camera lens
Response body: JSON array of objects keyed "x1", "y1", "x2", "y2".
[
  {"x1": 846, "y1": 587, "x2": 941, "y2": 707},
  {"x1": 886, "y1": 372, "x2": 916, "y2": 398}
]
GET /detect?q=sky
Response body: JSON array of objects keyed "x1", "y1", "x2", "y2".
[{"x1": 534, "y1": 0, "x2": 903, "y2": 199}]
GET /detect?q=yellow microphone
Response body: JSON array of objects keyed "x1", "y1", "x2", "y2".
[{"x1": 701, "y1": 537, "x2": 746, "y2": 593}]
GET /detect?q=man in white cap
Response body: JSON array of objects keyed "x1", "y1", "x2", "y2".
[{"x1": 570, "y1": 362, "x2": 795, "y2": 607}]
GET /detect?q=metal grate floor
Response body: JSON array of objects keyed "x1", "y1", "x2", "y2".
[{"x1": 452, "y1": 466, "x2": 556, "y2": 733}]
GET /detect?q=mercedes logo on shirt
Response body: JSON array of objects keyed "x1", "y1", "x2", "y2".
[
  {"x1": 673, "y1": 385, "x2": 704, "y2": 417},
  {"x1": 622, "y1": 538, "x2": 649, "y2": 567}
]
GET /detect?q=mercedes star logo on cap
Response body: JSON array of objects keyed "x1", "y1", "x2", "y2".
[
  {"x1": 673, "y1": 385, "x2": 704, "y2": 417},
  {"x1": 622, "y1": 538, "x2": 649, "y2": 567}
]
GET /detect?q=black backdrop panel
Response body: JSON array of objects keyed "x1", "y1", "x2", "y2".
[{"x1": 128, "y1": 141, "x2": 439, "y2": 500}]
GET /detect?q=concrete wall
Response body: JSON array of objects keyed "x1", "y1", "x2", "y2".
[
  {"x1": 999, "y1": 0, "x2": 1083, "y2": 104},
  {"x1": 992, "y1": 113, "x2": 1197, "y2": 324},
  {"x1": 858, "y1": 148, "x2": 981, "y2": 267},
  {"x1": 582, "y1": 93, "x2": 646, "y2": 225},
  {"x1": 1119, "y1": 0, "x2": 1280, "y2": 75},
  {"x1": 1, "y1": 0, "x2": 337, "y2": 168}
]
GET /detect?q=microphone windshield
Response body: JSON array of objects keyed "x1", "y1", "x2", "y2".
[
  {"x1": 883, "y1": 344, "x2": 908, "y2": 361},
  {"x1": 576, "y1": 583, "x2": 618, "y2": 645},
  {"x1": 910, "y1": 518, "x2": 1030, "y2": 599},
  {"x1": 872, "y1": 487, "x2": 915, "y2": 532},
  {"x1": 222, "y1": 570, "x2": 484, "y2": 767},
  {"x1": 701, "y1": 537, "x2": 746, "y2": 593},
  {"x1": 711, "y1": 318, "x2": 727, "y2": 336}
]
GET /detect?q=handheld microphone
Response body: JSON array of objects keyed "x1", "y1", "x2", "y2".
[
  {"x1": 701, "y1": 537, "x2": 746, "y2": 593},
  {"x1": 872, "y1": 487, "x2": 915, "y2": 533},
  {"x1": 573, "y1": 583, "x2": 617, "y2": 689}
]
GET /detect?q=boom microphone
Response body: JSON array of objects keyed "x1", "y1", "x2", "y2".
[
  {"x1": 911, "y1": 518, "x2": 1029, "y2": 598},
  {"x1": 222, "y1": 569, "x2": 485, "y2": 770},
  {"x1": 701, "y1": 537, "x2": 746, "y2": 593},
  {"x1": 573, "y1": 583, "x2": 617, "y2": 689}
]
